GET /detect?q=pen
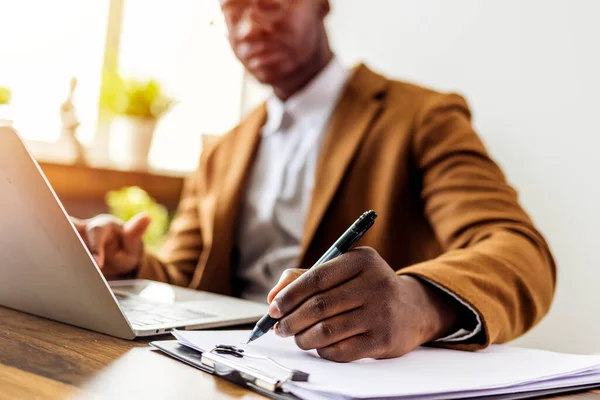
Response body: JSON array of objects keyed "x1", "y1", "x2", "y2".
[{"x1": 246, "y1": 210, "x2": 378, "y2": 344}]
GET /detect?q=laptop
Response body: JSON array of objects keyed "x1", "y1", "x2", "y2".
[{"x1": 0, "y1": 125, "x2": 267, "y2": 339}]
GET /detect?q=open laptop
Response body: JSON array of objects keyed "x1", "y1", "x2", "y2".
[{"x1": 0, "y1": 125, "x2": 267, "y2": 339}]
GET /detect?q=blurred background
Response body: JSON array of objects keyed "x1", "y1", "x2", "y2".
[
  {"x1": 0, "y1": 0, "x2": 243, "y2": 247},
  {"x1": 1, "y1": 0, "x2": 599, "y2": 354}
]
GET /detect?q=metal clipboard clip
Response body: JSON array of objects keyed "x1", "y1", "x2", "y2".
[{"x1": 200, "y1": 344, "x2": 309, "y2": 393}]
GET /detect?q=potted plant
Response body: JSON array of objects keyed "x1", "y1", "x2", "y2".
[
  {"x1": 0, "y1": 87, "x2": 12, "y2": 125},
  {"x1": 100, "y1": 72, "x2": 174, "y2": 170}
]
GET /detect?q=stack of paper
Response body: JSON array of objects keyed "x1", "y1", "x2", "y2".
[{"x1": 172, "y1": 330, "x2": 600, "y2": 399}]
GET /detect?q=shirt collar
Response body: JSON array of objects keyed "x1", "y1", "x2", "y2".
[{"x1": 263, "y1": 58, "x2": 350, "y2": 137}]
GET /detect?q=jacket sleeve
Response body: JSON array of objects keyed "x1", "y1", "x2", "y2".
[
  {"x1": 135, "y1": 170, "x2": 203, "y2": 287},
  {"x1": 397, "y1": 93, "x2": 556, "y2": 350}
]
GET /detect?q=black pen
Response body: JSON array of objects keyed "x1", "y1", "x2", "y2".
[{"x1": 246, "y1": 210, "x2": 378, "y2": 344}]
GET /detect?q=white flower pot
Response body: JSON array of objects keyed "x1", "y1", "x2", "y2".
[{"x1": 109, "y1": 116, "x2": 157, "y2": 171}]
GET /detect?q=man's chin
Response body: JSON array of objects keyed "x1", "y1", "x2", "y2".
[{"x1": 248, "y1": 65, "x2": 292, "y2": 86}]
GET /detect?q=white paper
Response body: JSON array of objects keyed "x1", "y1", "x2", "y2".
[{"x1": 172, "y1": 330, "x2": 600, "y2": 399}]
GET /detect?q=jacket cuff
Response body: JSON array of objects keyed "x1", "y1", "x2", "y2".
[
  {"x1": 396, "y1": 262, "x2": 491, "y2": 351},
  {"x1": 418, "y1": 277, "x2": 483, "y2": 343}
]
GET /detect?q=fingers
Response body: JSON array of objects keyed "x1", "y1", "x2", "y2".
[
  {"x1": 267, "y1": 269, "x2": 306, "y2": 304},
  {"x1": 292, "y1": 308, "x2": 368, "y2": 352},
  {"x1": 70, "y1": 217, "x2": 90, "y2": 248},
  {"x1": 317, "y1": 333, "x2": 380, "y2": 363},
  {"x1": 275, "y1": 277, "x2": 365, "y2": 337},
  {"x1": 70, "y1": 217, "x2": 86, "y2": 235},
  {"x1": 123, "y1": 213, "x2": 152, "y2": 251},
  {"x1": 270, "y1": 248, "x2": 370, "y2": 318},
  {"x1": 86, "y1": 226, "x2": 112, "y2": 267},
  {"x1": 72, "y1": 214, "x2": 147, "y2": 276},
  {"x1": 86, "y1": 215, "x2": 123, "y2": 268}
]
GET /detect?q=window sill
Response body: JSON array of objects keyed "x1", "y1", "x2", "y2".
[
  {"x1": 27, "y1": 138, "x2": 191, "y2": 177},
  {"x1": 38, "y1": 161, "x2": 185, "y2": 218}
]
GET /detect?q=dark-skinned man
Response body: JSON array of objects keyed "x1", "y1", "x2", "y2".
[{"x1": 73, "y1": 0, "x2": 555, "y2": 362}]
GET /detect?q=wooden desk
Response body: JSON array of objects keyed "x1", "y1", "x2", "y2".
[
  {"x1": 0, "y1": 306, "x2": 262, "y2": 400},
  {"x1": 0, "y1": 305, "x2": 598, "y2": 400}
]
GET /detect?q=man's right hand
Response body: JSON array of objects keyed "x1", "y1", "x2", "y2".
[{"x1": 71, "y1": 213, "x2": 152, "y2": 279}]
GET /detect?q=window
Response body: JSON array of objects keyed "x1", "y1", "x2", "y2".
[
  {"x1": 0, "y1": 0, "x2": 109, "y2": 143},
  {"x1": 0, "y1": 0, "x2": 244, "y2": 173},
  {"x1": 117, "y1": 0, "x2": 244, "y2": 172}
]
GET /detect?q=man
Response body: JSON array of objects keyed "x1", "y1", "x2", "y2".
[{"x1": 74, "y1": 0, "x2": 555, "y2": 362}]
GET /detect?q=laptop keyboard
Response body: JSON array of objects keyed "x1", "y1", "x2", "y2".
[{"x1": 114, "y1": 293, "x2": 216, "y2": 327}]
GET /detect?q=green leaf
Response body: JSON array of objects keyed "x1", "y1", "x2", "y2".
[
  {"x1": 0, "y1": 87, "x2": 12, "y2": 105},
  {"x1": 99, "y1": 71, "x2": 174, "y2": 120},
  {"x1": 106, "y1": 186, "x2": 170, "y2": 251}
]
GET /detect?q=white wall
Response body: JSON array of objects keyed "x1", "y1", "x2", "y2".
[{"x1": 324, "y1": 0, "x2": 600, "y2": 353}]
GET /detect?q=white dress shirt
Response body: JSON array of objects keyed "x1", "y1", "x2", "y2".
[
  {"x1": 235, "y1": 58, "x2": 349, "y2": 302},
  {"x1": 234, "y1": 58, "x2": 481, "y2": 342}
]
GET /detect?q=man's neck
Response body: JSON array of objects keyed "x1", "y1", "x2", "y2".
[{"x1": 272, "y1": 50, "x2": 334, "y2": 101}]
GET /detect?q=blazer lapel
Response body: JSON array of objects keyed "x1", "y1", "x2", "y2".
[
  {"x1": 197, "y1": 104, "x2": 266, "y2": 294},
  {"x1": 299, "y1": 64, "x2": 389, "y2": 266}
]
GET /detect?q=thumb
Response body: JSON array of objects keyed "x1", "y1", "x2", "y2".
[
  {"x1": 267, "y1": 268, "x2": 307, "y2": 304},
  {"x1": 123, "y1": 213, "x2": 152, "y2": 248}
]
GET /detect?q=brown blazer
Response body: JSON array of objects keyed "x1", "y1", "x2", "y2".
[{"x1": 138, "y1": 64, "x2": 556, "y2": 350}]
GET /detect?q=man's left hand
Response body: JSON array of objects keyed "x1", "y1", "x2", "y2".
[{"x1": 266, "y1": 247, "x2": 461, "y2": 362}]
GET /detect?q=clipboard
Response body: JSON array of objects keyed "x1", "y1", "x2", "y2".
[
  {"x1": 150, "y1": 340, "x2": 302, "y2": 400},
  {"x1": 151, "y1": 338, "x2": 600, "y2": 400}
]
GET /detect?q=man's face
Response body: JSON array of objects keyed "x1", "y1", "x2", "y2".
[{"x1": 220, "y1": 0, "x2": 327, "y2": 85}]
